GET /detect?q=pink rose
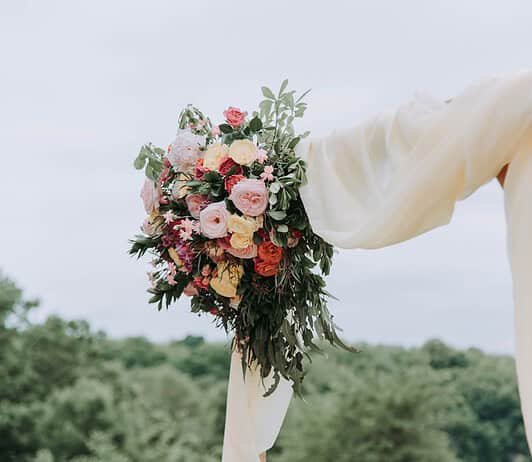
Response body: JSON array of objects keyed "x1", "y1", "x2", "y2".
[
  {"x1": 229, "y1": 179, "x2": 268, "y2": 217},
  {"x1": 226, "y1": 243, "x2": 258, "y2": 259},
  {"x1": 140, "y1": 178, "x2": 159, "y2": 213},
  {"x1": 199, "y1": 201, "x2": 229, "y2": 238},
  {"x1": 186, "y1": 194, "x2": 207, "y2": 219},
  {"x1": 223, "y1": 107, "x2": 247, "y2": 127}
]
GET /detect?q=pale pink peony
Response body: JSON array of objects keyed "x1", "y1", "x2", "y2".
[
  {"x1": 167, "y1": 128, "x2": 205, "y2": 173},
  {"x1": 185, "y1": 194, "x2": 207, "y2": 219},
  {"x1": 140, "y1": 178, "x2": 159, "y2": 213},
  {"x1": 226, "y1": 243, "x2": 258, "y2": 259},
  {"x1": 229, "y1": 179, "x2": 268, "y2": 217},
  {"x1": 199, "y1": 201, "x2": 229, "y2": 238}
]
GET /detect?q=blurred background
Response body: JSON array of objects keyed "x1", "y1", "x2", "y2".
[{"x1": 1, "y1": 1, "x2": 532, "y2": 460}]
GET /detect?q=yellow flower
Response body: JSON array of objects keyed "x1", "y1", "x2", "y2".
[
  {"x1": 172, "y1": 173, "x2": 190, "y2": 199},
  {"x1": 230, "y1": 232, "x2": 254, "y2": 249},
  {"x1": 227, "y1": 214, "x2": 258, "y2": 237},
  {"x1": 229, "y1": 139, "x2": 256, "y2": 166},
  {"x1": 210, "y1": 261, "x2": 243, "y2": 298},
  {"x1": 203, "y1": 143, "x2": 229, "y2": 170},
  {"x1": 168, "y1": 247, "x2": 183, "y2": 267}
]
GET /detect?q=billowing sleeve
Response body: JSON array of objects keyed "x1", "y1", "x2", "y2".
[{"x1": 297, "y1": 70, "x2": 532, "y2": 452}]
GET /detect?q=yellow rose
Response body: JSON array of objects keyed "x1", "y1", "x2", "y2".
[
  {"x1": 229, "y1": 139, "x2": 256, "y2": 166},
  {"x1": 210, "y1": 262, "x2": 243, "y2": 298},
  {"x1": 230, "y1": 233, "x2": 254, "y2": 249},
  {"x1": 168, "y1": 247, "x2": 183, "y2": 267},
  {"x1": 227, "y1": 214, "x2": 258, "y2": 237},
  {"x1": 203, "y1": 143, "x2": 229, "y2": 170},
  {"x1": 172, "y1": 173, "x2": 190, "y2": 199}
]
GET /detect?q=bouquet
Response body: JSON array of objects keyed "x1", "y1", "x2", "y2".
[{"x1": 130, "y1": 81, "x2": 355, "y2": 394}]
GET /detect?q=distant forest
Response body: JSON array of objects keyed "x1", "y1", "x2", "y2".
[{"x1": 1, "y1": 273, "x2": 530, "y2": 462}]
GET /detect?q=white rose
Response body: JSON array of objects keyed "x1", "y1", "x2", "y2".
[{"x1": 167, "y1": 128, "x2": 205, "y2": 173}]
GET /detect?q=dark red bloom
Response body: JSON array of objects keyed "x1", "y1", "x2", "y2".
[
  {"x1": 224, "y1": 174, "x2": 245, "y2": 193},
  {"x1": 195, "y1": 158, "x2": 208, "y2": 180},
  {"x1": 219, "y1": 157, "x2": 243, "y2": 176},
  {"x1": 254, "y1": 258, "x2": 279, "y2": 277}
]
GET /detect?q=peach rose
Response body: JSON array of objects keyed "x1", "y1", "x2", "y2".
[
  {"x1": 210, "y1": 261, "x2": 244, "y2": 298},
  {"x1": 223, "y1": 107, "x2": 247, "y2": 127},
  {"x1": 229, "y1": 139, "x2": 256, "y2": 166},
  {"x1": 230, "y1": 233, "x2": 254, "y2": 250},
  {"x1": 229, "y1": 179, "x2": 269, "y2": 216},
  {"x1": 226, "y1": 243, "x2": 257, "y2": 259},
  {"x1": 203, "y1": 143, "x2": 229, "y2": 170},
  {"x1": 254, "y1": 258, "x2": 279, "y2": 277},
  {"x1": 199, "y1": 201, "x2": 228, "y2": 239}
]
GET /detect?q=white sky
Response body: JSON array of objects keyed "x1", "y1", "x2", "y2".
[{"x1": 1, "y1": 0, "x2": 531, "y2": 353}]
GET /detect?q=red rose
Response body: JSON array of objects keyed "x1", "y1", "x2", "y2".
[
  {"x1": 219, "y1": 157, "x2": 243, "y2": 176},
  {"x1": 254, "y1": 258, "x2": 279, "y2": 277},
  {"x1": 194, "y1": 158, "x2": 208, "y2": 180},
  {"x1": 223, "y1": 107, "x2": 247, "y2": 127},
  {"x1": 224, "y1": 174, "x2": 245, "y2": 193},
  {"x1": 209, "y1": 307, "x2": 219, "y2": 315},
  {"x1": 257, "y1": 241, "x2": 283, "y2": 264}
]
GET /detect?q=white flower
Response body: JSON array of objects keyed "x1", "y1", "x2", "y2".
[{"x1": 167, "y1": 128, "x2": 205, "y2": 173}]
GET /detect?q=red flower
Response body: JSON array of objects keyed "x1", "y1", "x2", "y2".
[
  {"x1": 290, "y1": 229, "x2": 303, "y2": 239},
  {"x1": 254, "y1": 258, "x2": 279, "y2": 277},
  {"x1": 223, "y1": 107, "x2": 247, "y2": 127},
  {"x1": 257, "y1": 241, "x2": 283, "y2": 264},
  {"x1": 209, "y1": 307, "x2": 219, "y2": 315},
  {"x1": 224, "y1": 174, "x2": 245, "y2": 193},
  {"x1": 219, "y1": 157, "x2": 243, "y2": 176},
  {"x1": 194, "y1": 158, "x2": 208, "y2": 180}
]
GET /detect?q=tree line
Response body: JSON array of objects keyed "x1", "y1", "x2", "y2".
[{"x1": 0, "y1": 273, "x2": 529, "y2": 461}]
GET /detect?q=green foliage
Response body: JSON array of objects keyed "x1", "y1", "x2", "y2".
[{"x1": 1, "y1": 274, "x2": 530, "y2": 461}]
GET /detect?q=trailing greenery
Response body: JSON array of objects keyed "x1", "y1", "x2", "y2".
[
  {"x1": 1, "y1": 273, "x2": 530, "y2": 462},
  {"x1": 130, "y1": 81, "x2": 355, "y2": 396}
]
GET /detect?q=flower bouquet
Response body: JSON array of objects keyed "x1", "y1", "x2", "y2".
[{"x1": 130, "y1": 81, "x2": 355, "y2": 394}]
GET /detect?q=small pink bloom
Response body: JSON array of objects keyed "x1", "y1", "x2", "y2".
[
  {"x1": 199, "y1": 201, "x2": 229, "y2": 238},
  {"x1": 140, "y1": 179, "x2": 159, "y2": 213},
  {"x1": 185, "y1": 194, "x2": 206, "y2": 219},
  {"x1": 223, "y1": 107, "x2": 247, "y2": 127},
  {"x1": 212, "y1": 125, "x2": 221, "y2": 136},
  {"x1": 227, "y1": 243, "x2": 258, "y2": 259},
  {"x1": 229, "y1": 179, "x2": 269, "y2": 217},
  {"x1": 260, "y1": 165, "x2": 275, "y2": 182},
  {"x1": 163, "y1": 210, "x2": 175, "y2": 224},
  {"x1": 255, "y1": 148, "x2": 268, "y2": 164},
  {"x1": 141, "y1": 218, "x2": 156, "y2": 235}
]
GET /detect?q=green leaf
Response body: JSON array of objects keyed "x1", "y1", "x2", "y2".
[
  {"x1": 279, "y1": 79, "x2": 289, "y2": 95},
  {"x1": 269, "y1": 182, "x2": 282, "y2": 194},
  {"x1": 249, "y1": 116, "x2": 263, "y2": 132},
  {"x1": 219, "y1": 124, "x2": 233, "y2": 134},
  {"x1": 277, "y1": 224, "x2": 289, "y2": 233},
  {"x1": 288, "y1": 137, "x2": 301, "y2": 149},
  {"x1": 268, "y1": 210, "x2": 286, "y2": 220},
  {"x1": 261, "y1": 86, "x2": 275, "y2": 99}
]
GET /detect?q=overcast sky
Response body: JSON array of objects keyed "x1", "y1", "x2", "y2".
[{"x1": 1, "y1": 0, "x2": 531, "y2": 353}]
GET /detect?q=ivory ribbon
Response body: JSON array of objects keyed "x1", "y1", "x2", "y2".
[{"x1": 221, "y1": 71, "x2": 532, "y2": 459}]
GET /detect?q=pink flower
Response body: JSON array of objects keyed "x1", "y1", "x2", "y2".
[
  {"x1": 229, "y1": 179, "x2": 269, "y2": 217},
  {"x1": 260, "y1": 165, "x2": 275, "y2": 182},
  {"x1": 185, "y1": 194, "x2": 207, "y2": 219},
  {"x1": 199, "y1": 201, "x2": 229, "y2": 238},
  {"x1": 163, "y1": 210, "x2": 175, "y2": 224},
  {"x1": 167, "y1": 128, "x2": 205, "y2": 173},
  {"x1": 255, "y1": 148, "x2": 268, "y2": 164},
  {"x1": 211, "y1": 125, "x2": 221, "y2": 137},
  {"x1": 140, "y1": 179, "x2": 159, "y2": 213},
  {"x1": 141, "y1": 217, "x2": 156, "y2": 235},
  {"x1": 226, "y1": 243, "x2": 258, "y2": 259},
  {"x1": 178, "y1": 218, "x2": 196, "y2": 241},
  {"x1": 223, "y1": 107, "x2": 247, "y2": 127}
]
